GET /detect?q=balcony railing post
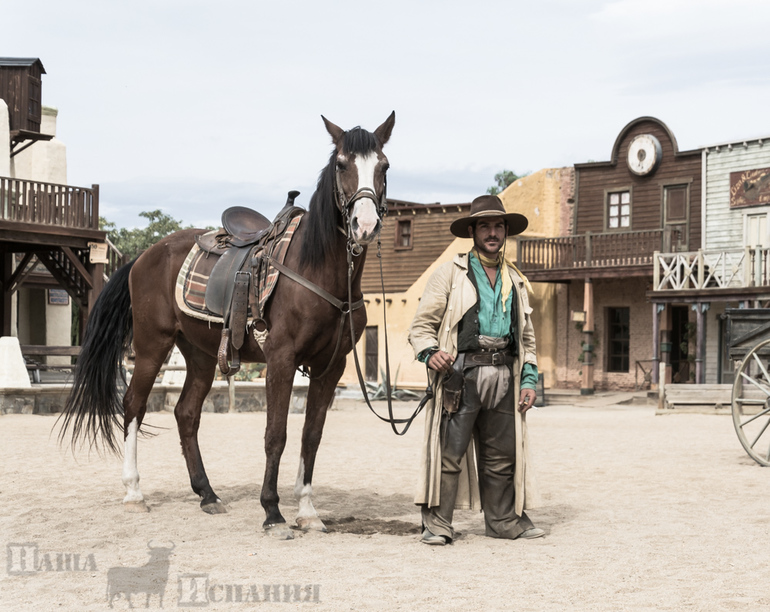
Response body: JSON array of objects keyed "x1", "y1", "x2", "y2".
[
  {"x1": 585, "y1": 231, "x2": 592, "y2": 267},
  {"x1": 653, "y1": 251, "x2": 660, "y2": 289},
  {"x1": 697, "y1": 249, "x2": 704, "y2": 290},
  {"x1": 744, "y1": 246, "x2": 752, "y2": 287}
]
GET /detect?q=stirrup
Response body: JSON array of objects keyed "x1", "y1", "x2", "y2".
[{"x1": 217, "y1": 329, "x2": 241, "y2": 376}]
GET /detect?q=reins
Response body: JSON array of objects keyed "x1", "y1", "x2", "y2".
[
  {"x1": 271, "y1": 164, "x2": 431, "y2": 434},
  {"x1": 341, "y1": 207, "x2": 431, "y2": 436}
]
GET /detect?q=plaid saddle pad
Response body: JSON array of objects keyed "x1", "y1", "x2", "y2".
[{"x1": 174, "y1": 214, "x2": 303, "y2": 324}]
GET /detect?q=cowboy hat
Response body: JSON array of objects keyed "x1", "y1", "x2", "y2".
[{"x1": 450, "y1": 195, "x2": 528, "y2": 238}]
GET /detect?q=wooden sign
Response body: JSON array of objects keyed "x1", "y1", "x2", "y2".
[
  {"x1": 88, "y1": 241, "x2": 109, "y2": 264},
  {"x1": 730, "y1": 167, "x2": 770, "y2": 208}
]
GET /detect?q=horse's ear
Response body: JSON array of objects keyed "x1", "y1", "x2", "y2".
[
  {"x1": 374, "y1": 111, "x2": 396, "y2": 145},
  {"x1": 322, "y1": 116, "x2": 345, "y2": 145}
]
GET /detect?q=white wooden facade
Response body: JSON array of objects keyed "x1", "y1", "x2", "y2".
[
  {"x1": 705, "y1": 138, "x2": 770, "y2": 252},
  {"x1": 651, "y1": 136, "x2": 770, "y2": 383}
]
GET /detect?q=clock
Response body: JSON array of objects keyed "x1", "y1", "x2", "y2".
[{"x1": 627, "y1": 134, "x2": 662, "y2": 176}]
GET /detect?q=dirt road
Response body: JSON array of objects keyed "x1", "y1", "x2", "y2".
[{"x1": 1, "y1": 400, "x2": 767, "y2": 610}]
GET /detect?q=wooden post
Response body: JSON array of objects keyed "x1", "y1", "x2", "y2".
[
  {"x1": 581, "y1": 277, "x2": 594, "y2": 395},
  {"x1": 585, "y1": 231, "x2": 592, "y2": 267},
  {"x1": 228, "y1": 376, "x2": 236, "y2": 413},
  {"x1": 1, "y1": 252, "x2": 12, "y2": 336},
  {"x1": 695, "y1": 303, "x2": 708, "y2": 384},
  {"x1": 652, "y1": 303, "x2": 661, "y2": 385},
  {"x1": 660, "y1": 304, "x2": 672, "y2": 384},
  {"x1": 658, "y1": 362, "x2": 666, "y2": 410}
]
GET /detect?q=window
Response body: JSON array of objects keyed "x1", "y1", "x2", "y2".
[
  {"x1": 746, "y1": 212, "x2": 768, "y2": 248},
  {"x1": 607, "y1": 191, "x2": 631, "y2": 229},
  {"x1": 607, "y1": 307, "x2": 630, "y2": 372},
  {"x1": 395, "y1": 219, "x2": 412, "y2": 249}
]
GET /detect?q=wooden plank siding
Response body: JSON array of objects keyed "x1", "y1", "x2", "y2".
[
  {"x1": 574, "y1": 118, "x2": 702, "y2": 254},
  {"x1": 704, "y1": 140, "x2": 770, "y2": 253},
  {"x1": 360, "y1": 200, "x2": 471, "y2": 294},
  {"x1": 0, "y1": 58, "x2": 45, "y2": 133}
]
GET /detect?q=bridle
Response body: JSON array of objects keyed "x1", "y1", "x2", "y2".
[
  {"x1": 334, "y1": 159, "x2": 389, "y2": 217},
  {"x1": 336, "y1": 160, "x2": 429, "y2": 436},
  {"x1": 269, "y1": 152, "x2": 428, "y2": 434}
]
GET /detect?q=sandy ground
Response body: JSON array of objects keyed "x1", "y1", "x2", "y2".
[{"x1": 1, "y1": 398, "x2": 769, "y2": 611}]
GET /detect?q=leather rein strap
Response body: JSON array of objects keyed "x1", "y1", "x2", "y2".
[{"x1": 341, "y1": 204, "x2": 431, "y2": 436}]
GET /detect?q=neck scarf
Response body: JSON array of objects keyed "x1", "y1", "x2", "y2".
[{"x1": 472, "y1": 245, "x2": 513, "y2": 313}]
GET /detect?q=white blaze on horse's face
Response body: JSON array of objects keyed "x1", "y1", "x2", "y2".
[{"x1": 344, "y1": 151, "x2": 388, "y2": 245}]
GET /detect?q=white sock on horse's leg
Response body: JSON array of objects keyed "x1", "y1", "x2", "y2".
[
  {"x1": 122, "y1": 417, "x2": 144, "y2": 504},
  {"x1": 294, "y1": 458, "x2": 325, "y2": 531}
]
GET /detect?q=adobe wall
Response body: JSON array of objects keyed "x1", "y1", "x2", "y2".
[{"x1": 557, "y1": 276, "x2": 652, "y2": 391}]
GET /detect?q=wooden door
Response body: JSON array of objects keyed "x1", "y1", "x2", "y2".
[{"x1": 664, "y1": 185, "x2": 689, "y2": 251}]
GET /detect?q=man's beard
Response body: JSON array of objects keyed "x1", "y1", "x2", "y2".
[{"x1": 473, "y1": 235, "x2": 502, "y2": 257}]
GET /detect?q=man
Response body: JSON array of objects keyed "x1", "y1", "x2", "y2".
[{"x1": 409, "y1": 194, "x2": 543, "y2": 545}]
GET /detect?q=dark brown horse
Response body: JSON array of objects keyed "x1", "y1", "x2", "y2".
[{"x1": 59, "y1": 113, "x2": 395, "y2": 539}]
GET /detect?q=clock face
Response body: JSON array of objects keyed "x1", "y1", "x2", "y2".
[{"x1": 627, "y1": 134, "x2": 662, "y2": 176}]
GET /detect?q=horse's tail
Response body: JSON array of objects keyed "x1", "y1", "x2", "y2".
[{"x1": 57, "y1": 259, "x2": 136, "y2": 454}]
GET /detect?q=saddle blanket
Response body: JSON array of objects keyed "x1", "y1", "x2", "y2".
[{"x1": 174, "y1": 215, "x2": 303, "y2": 324}]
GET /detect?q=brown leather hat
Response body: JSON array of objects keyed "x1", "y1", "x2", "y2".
[{"x1": 450, "y1": 195, "x2": 529, "y2": 238}]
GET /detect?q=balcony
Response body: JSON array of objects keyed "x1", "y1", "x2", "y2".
[
  {"x1": 0, "y1": 175, "x2": 124, "y2": 278},
  {"x1": 516, "y1": 229, "x2": 676, "y2": 282},
  {"x1": 651, "y1": 247, "x2": 770, "y2": 302}
]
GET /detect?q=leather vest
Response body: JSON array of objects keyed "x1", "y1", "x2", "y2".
[{"x1": 457, "y1": 261, "x2": 519, "y2": 354}]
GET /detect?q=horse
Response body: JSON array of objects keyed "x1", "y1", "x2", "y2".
[{"x1": 58, "y1": 112, "x2": 395, "y2": 539}]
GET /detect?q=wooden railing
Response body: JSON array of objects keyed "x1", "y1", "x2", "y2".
[
  {"x1": 104, "y1": 238, "x2": 126, "y2": 279},
  {"x1": 653, "y1": 247, "x2": 770, "y2": 291},
  {"x1": 517, "y1": 229, "x2": 669, "y2": 271},
  {"x1": 0, "y1": 176, "x2": 99, "y2": 231}
]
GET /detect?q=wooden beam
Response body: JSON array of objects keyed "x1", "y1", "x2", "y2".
[
  {"x1": 20, "y1": 345, "x2": 81, "y2": 356},
  {"x1": 61, "y1": 247, "x2": 93, "y2": 290},
  {"x1": 6, "y1": 252, "x2": 36, "y2": 294}
]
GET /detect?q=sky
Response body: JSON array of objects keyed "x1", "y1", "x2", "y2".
[{"x1": 4, "y1": 0, "x2": 770, "y2": 230}]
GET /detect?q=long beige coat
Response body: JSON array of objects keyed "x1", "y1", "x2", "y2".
[{"x1": 408, "y1": 253, "x2": 540, "y2": 515}]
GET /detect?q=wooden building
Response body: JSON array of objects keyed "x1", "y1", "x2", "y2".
[
  {"x1": 517, "y1": 117, "x2": 702, "y2": 391},
  {"x1": 0, "y1": 57, "x2": 122, "y2": 366},
  {"x1": 351, "y1": 199, "x2": 471, "y2": 384},
  {"x1": 650, "y1": 135, "x2": 770, "y2": 383}
]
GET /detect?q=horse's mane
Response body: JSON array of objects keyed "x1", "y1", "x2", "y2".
[{"x1": 299, "y1": 127, "x2": 380, "y2": 270}]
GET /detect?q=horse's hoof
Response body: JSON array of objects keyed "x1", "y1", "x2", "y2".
[
  {"x1": 201, "y1": 500, "x2": 227, "y2": 515},
  {"x1": 296, "y1": 516, "x2": 328, "y2": 532},
  {"x1": 265, "y1": 523, "x2": 294, "y2": 540},
  {"x1": 124, "y1": 501, "x2": 150, "y2": 513}
]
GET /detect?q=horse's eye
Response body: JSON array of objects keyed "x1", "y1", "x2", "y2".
[
  {"x1": 381, "y1": 162, "x2": 390, "y2": 173},
  {"x1": 336, "y1": 160, "x2": 347, "y2": 171}
]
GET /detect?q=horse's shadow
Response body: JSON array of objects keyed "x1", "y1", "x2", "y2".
[{"x1": 147, "y1": 483, "x2": 421, "y2": 536}]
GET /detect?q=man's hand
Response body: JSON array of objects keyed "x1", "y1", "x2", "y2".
[
  {"x1": 518, "y1": 388, "x2": 537, "y2": 413},
  {"x1": 427, "y1": 350, "x2": 455, "y2": 374}
]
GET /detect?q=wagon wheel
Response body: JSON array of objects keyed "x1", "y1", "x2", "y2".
[{"x1": 732, "y1": 338, "x2": 770, "y2": 466}]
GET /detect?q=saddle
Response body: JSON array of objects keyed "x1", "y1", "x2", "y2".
[{"x1": 198, "y1": 191, "x2": 303, "y2": 375}]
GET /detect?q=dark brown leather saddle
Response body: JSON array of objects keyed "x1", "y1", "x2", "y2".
[{"x1": 196, "y1": 191, "x2": 302, "y2": 375}]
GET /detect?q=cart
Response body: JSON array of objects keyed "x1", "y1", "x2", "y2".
[{"x1": 727, "y1": 308, "x2": 770, "y2": 466}]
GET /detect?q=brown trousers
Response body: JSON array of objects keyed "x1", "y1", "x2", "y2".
[{"x1": 421, "y1": 361, "x2": 533, "y2": 541}]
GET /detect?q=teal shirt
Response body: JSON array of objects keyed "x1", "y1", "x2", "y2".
[{"x1": 419, "y1": 254, "x2": 538, "y2": 391}]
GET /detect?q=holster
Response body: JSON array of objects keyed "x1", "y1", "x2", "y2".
[{"x1": 441, "y1": 355, "x2": 465, "y2": 414}]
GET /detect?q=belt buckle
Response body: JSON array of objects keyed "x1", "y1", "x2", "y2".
[{"x1": 492, "y1": 352, "x2": 501, "y2": 366}]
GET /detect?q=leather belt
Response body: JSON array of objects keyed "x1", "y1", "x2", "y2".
[{"x1": 463, "y1": 348, "x2": 514, "y2": 367}]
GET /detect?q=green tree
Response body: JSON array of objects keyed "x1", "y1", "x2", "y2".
[
  {"x1": 487, "y1": 169, "x2": 527, "y2": 196},
  {"x1": 100, "y1": 210, "x2": 189, "y2": 261}
]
